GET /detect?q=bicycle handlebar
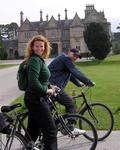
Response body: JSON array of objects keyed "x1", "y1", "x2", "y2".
[
  {"x1": 53, "y1": 88, "x2": 61, "y2": 96},
  {"x1": 47, "y1": 87, "x2": 61, "y2": 98}
]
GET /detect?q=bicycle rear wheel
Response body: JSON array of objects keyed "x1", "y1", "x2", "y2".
[
  {"x1": 80, "y1": 102, "x2": 114, "y2": 141},
  {"x1": 0, "y1": 131, "x2": 28, "y2": 150},
  {"x1": 56, "y1": 114, "x2": 98, "y2": 150}
]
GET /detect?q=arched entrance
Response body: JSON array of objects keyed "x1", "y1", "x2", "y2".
[{"x1": 50, "y1": 43, "x2": 58, "y2": 57}]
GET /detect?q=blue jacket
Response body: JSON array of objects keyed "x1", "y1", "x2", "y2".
[{"x1": 48, "y1": 53, "x2": 93, "y2": 89}]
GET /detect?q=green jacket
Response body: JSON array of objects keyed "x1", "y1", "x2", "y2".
[{"x1": 26, "y1": 54, "x2": 50, "y2": 95}]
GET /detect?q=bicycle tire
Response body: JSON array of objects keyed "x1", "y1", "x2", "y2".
[
  {"x1": 56, "y1": 113, "x2": 98, "y2": 150},
  {"x1": 79, "y1": 102, "x2": 114, "y2": 141},
  {"x1": 18, "y1": 113, "x2": 98, "y2": 150},
  {"x1": 0, "y1": 131, "x2": 28, "y2": 150}
]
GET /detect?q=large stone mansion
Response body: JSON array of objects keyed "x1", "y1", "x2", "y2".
[{"x1": 5, "y1": 4, "x2": 111, "y2": 58}]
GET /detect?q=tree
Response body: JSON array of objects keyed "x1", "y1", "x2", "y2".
[
  {"x1": 0, "y1": 34, "x2": 8, "y2": 59},
  {"x1": 0, "y1": 34, "x2": 3, "y2": 58},
  {"x1": 0, "y1": 34, "x2": 2, "y2": 47},
  {"x1": 0, "y1": 22, "x2": 18, "y2": 40},
  {"x1": 0, "y1": 32, "x2": 9, "y2": 60},
  {"x1": 84, "y1": 22, "x2": 111, "y2": 60},
  {"x1": 117, "y1": 23, "x2": 120, "y2": 30},
  {"x1": 7, "y1": 22, "x2": 18, "y2": 38}
]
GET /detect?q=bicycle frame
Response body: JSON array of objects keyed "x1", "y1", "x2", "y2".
[
  {"x1": 15, "y1": 95, "x2": 98, "y2": 149},
  {"x1": 72, "y1": 87, "x2": 98, "y2": 124},
  {"x1": 47, "y1": 96, "x2": 75, "y2": 138},
  {"x1": 0, "y1": 108, "x2": 31, "y2": 150}
]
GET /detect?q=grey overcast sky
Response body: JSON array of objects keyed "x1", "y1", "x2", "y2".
[{"x1": 0, "y1": 0, "x2": 120, "y2": 32}]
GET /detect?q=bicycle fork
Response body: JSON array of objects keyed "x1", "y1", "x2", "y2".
[
  {"x1": 81, "y1": 92, "x2": 99, "y2": 125},
  {"x1": 88, "y1": 106, "x2": 99, "y2": 124},
  {"x1": 58, "y1": 115, "x2": 75, "y2": 138}
]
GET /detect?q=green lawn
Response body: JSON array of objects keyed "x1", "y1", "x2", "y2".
[
  {"x1": 66, "y1": 54, "x2": 120, "y2": 130},
  {"x1": 0, "y1": 64, "x2": 18, "y2": 69},
  {"x1": 13, "y1": 54, "x2": 120, "y2": 129}
]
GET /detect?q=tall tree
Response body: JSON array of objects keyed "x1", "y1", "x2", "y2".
[
  {"x1": 0, "y1": 22, "x2": 18, "y2": 39},
  {"x1": 84, "y1": 22, "x2": 111, "y2": 60},
  {"x1": 0, "y1": 34, "x2": 6, "y2": 59},
  {"x1": 0, "y1": 34, "x2": 3, "y2": 48},
  {"x1": 117, "y1": 23, "x2": 120, "y2": 30},
  {"x1": 0, "y1": 28, "x2": 8, "y2": 59}
]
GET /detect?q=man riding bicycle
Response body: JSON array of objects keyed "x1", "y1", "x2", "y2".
[{"x1": 48, "y1": 48, "x2": 95, "y2": 134}]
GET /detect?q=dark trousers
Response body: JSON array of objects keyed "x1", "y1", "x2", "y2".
[
  {"x1": 56, "y1": 90, "x2": 76, "y2": 113},
  {"x1": 55, "y1": 90, "x2": 76, "y2": 125},
  {"x1": 24, "y1": 92, "x2": 58, "y2": 150}
]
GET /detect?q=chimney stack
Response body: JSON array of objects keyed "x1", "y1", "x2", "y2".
[
  {"x1": 64, "y1": 8, "x2": 68, "y2": 20},
  {"x1": 58, "y1": 13, "x2": 60, "y2": 21},
  {"x1": 40, "y1": 10, "x2": 43, "y2": 22},
  {"x1": 20, "y1": 11, "x2": 24, "y2": 26},
  {"x1": 46, "y1": 14, "x2": 48, "y2": 21}
]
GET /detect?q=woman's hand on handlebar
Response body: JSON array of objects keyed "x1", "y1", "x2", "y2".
[
  {"x1": 49, "y1": 85, "x2": 60, "y2": 92},
  {"x1": 46, "y1": 89, "x2": 55, "y2": 95},
  {"x1": 47, "y1": 85, "x2": 61, "y2": 95}
]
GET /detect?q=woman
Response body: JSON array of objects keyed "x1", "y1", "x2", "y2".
[{"x1": 24, "y1": 35, "x2": 58, "y2": 150}]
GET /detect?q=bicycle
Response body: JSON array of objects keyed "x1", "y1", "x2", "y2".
[
  {"x1": 0, "y1": 103, "x2": 29, "y2": 150},
  {"x1": 0, "y1": 103, "x2": 52, "y2": 150},
  {"x1": 17, "y1": 92, "x2": 98, "y2": 150},
  {"x1": 72, "y1": 86, "x2": 114, "y2": 141},
  {"x1": 18, "y1": 86, "x2": 114, "y2": 142}
]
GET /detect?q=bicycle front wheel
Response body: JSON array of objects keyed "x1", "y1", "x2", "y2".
[
  {"x1": 0, "y1": 131, "x2": 28, "y2": 150},
  {"x1": 56, "y1": 114, "x2": 98, "y2": 150},
  {"x1": 80, "y1": 102, "x2": 114, "y2": 141}
]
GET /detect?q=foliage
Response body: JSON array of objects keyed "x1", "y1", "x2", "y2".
[
  {"x1": 0, "y1": 34, "x2": 8, "y2": 59},
  {"x1": 116, "y1": 23, "x2": 120, "y2": 30},
  {"x1": 0, "y1": 22, "x2": 18, "y2": 59},
  {"x1": 84, "y1": 22, "x2": 111, "y2": 60},
  {"x1": 0, "y1": 38, "x2": 8, "y2": 59},
  {"x1": 113, "y1": 32, "x2": 120, "y2": 41},
  {"x1": 0, "y1": 22, "x2": 18, "y2": 40}
]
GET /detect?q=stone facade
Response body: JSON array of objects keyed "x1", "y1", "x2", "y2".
[{"x1": 18, "y1": 4, "x2": 111, "y2": 58}]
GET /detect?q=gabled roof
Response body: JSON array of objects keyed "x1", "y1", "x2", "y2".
[
  {"x1": 47, "y1": 16, "x2": 58, "y2": 28},
  {"x1": 70, "y1": 13, "x2": 84, "y2": 27},
  {"x1": 18, "y1": 18, "x2": 34, "y2": 31}
]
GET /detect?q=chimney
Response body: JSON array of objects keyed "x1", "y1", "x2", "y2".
[
  {"x1": 58, "y1": 13, "x2": 60, "y2": 21},
  {"x1": 40, "y1": 10, "x2": 43, "y2": 22},
  {"x1": 46, "y1": 14, "x2": 48, "y2": 21},
  {"x1": 64, "y1": 8, "x2": 68, "y2": 20},
  {"x1": 20, "y1": 11, "x2": 24, "y2": 26}
]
